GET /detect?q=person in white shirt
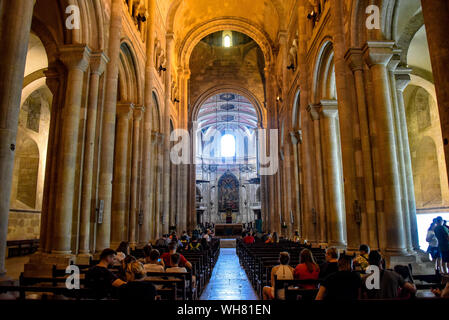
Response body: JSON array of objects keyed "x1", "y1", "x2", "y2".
[{"x1": 143, "y1": 249, "x2": 165, "y2": 273}]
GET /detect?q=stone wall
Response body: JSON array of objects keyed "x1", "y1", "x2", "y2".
[{"x1": 7, "y1": 211, "x2": 40, "y2": 241}]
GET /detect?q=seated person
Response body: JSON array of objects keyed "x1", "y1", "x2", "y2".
[
  {"x1": 86, "y1": 248, "x2": 126, "y2": 299},
  {"x1": 115, "y1": 241, "x2": 130, "y2": 264},
  {"x1": 166, "y1": 253, "x2": 188, "y2": 273},
  {"x1": 143, "y1": 249, "x2": 165, "y2": 273},
  {"x1": 292, "y1": 231, "x2": 301, "y2": 243},
  {"x1": 161, "y1": 242, "x2": 192, "y2": 269},
  {"x1": 294, "y1": 248, "x2": 320, "y2": 289},
  {"x1": 263, "y1": 252, "x2": 295, "y2": 300},
  {"x1": 120, "y1": 260, "x2": 156, "y2": 301},
  {"x1": 362, "y1": 251, "x2": 416, "y2": 299},
  {"x1": 315, "y1": 255, "x2": 361, "y2": 301},
  {"x1": 353, "y1": 244, "x2": 370, "y2": 273},
  {"x1": 432, "y1": 282, "x2": 449, "y2": 298},
  {"x1": 243, "y1": 232, "x2": 255, "y2": 244},
  {"x1": 319, "y1": 247, "x2": 339, "y2": 279},
  {"x1": 188, "y1": 236, "x2": 202, "y2": 251},
  {"x1": 155, "y1": 234, "x2": 169, "y2": 247}
]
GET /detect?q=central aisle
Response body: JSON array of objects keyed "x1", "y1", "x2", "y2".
[{"x1": 200, "y1": 248, "x2": 259, "y2": 300}]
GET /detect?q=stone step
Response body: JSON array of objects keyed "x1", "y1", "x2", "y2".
[{"x1": 220, "y1": 239, "x2": 236, "y2": 248}]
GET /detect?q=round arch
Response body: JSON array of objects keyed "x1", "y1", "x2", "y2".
[
  {"x1": 190, "y1": 85, "x2": 266, "y2": 128},
  {"x1": 118, "y1": 40, "x2": 142, "y2": 104},
  {"x1": 176, "y1": 17, "x2": 274, "y2": 71},
  {"x1": 312, "y1": 39, "x2": 336, "y2": 102}
]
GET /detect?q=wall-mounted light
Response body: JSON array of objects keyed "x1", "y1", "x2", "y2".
[
  {"x1": 174, "y1": 98, "x2": 180, "y2": 103},
  {"x1": 287, "y1": 63, "x2": 295, "y2": 71},
  {"x1": 159, "y1": 65, "x2": 167, "y2": 72},
  {"x1": 276, "y1": 96, "x2": 283, "y2": 102}
]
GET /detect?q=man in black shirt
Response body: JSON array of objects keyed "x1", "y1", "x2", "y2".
[
  {"x1": 319, "y1": 247, "x2": 339, "y2": 279},
  {"x1": 316, "y1": 255, "x2": 362, "y2": 300},
  {"x1": 86, "y1": 248, "x2": 126, "y2": 299},
  {"x1": 435, "y1": 216, "x2": 449, "y2": 274}
]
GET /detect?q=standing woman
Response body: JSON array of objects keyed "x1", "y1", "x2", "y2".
[{"x1": 427, "y1": 222, "x2": 441, "y2": 273}]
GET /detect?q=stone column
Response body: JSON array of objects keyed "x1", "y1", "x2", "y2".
[
  {"x1": 79, "y1": 52, "x2": 108, "y2": 255},
  {"x1": 363, "y1": 41, "x2": 407, "y2": 255},
  {"x1": 141, "y1": 0, "x2": 156, "y2": 244},
  {"x1": 345, "y1": 49, "x2": 379, "y2": 249},
  {"x1": 317, "y1": 101, "x2": 347, "y2": 248},
  {"x1": 52, "y1": 45, "x2": 90, "y2": 254},
  {"x1": 395, "y1": 67, "x2": 419, "y2": 250},
  {"x1": 111, "y1": 103, "x2": 133, "y2": 248},
  {"x1": 0, "y1": 0, "x2": 36, "y2": 276},
  {"x1": 130, "y1": 106, "x2": 143, "y2": 247},
  {"x1": 162, "y1": 34, "x2": 174, "y2": 234},
  {"x1": 96, "y1": 0, "x2": 123, "y2": 252},
  {"x1": 290, "y1": 132, "x2": 302, "y2": 235},
  {"x1": 388, "y1": 53, "x2": 413, "y2": 253},
  {"x1": 421, "y1": 0, "x2": 449, "y2": 182},
  {"x1": 332, "y1": 0, "x2": 359, "y2": 251},
  {"x1": 155, "y1": 133, "x2": 165, "y2": 237},
  {"x1": 177, "y1": 69, "x2": 190, "y2": 233},
  {"x1": 307, "y1": 105, "x2": 326, "y2": 244}
]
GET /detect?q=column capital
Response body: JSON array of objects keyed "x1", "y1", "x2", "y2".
[
  {"x1": 317, "y1": 100, "x2": 339, "y2": 118},
  {"x1": 116, "y1": 103, "x2": 134, "y2": 119},
  {"x1": 59, "y1": 44, "x2": 91, "y2": 72},
  {"x1": 394, "y1": 67, "x2": 412, "y2": 92},
  {"x1": 345, "y1": 48, "x2": 364, "y2": 72},
  {"x1": 306, "y1": 104, "x2": 320, "y2": 121},
  {"x1": 362, "y1": 41, "x2": 395, "y2": 67},
  {"x1": 133, "y1": 106, "x2": 145, "y2": 121},
  {"x1": 90, "y1": 51, "x2": 109, "y2": 75},
  {"x1": 387, "y1": 49, "x2": 402, "y2": 72}
]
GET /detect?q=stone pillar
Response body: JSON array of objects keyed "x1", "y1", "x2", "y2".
[
  {"x1": 421, "y1": 0, "x2": 449, "y2": 183},
  {"x1": 111, "y1": 103, "x2": 133, "y2": 248},
  {"x1": 307, "y1": 105, "x2": 326, "y2": 244},
  {"x1": 155, "y1": 133, "x2": 164, "y2": 237},
  {"x1": 79, "y1": 52, "x2": 108, "y2": 255},
  {"x1": 0, "y1": 0, "x2": 36, "y2": 276},
  {"x1": 51, "y1": 45, "x2": 90, "y2": 254},
  {"x1": 387, "y1": 53, "x2": 413, "y2": 253},
  {"x1": 395, "y1": 67, "x2": 419, "y2": 250},
  {"x1": 317, "y1": 101, "x2": 347, "y2": 248},
  {"x1": 130, "y1": 106, "x2": 143, "y2": 247},
  {"x1": 296, "y1": 0, "x2": 316, "y2": 242},
  {"x1": 141, "y1": 0, "x2": 156, "y2": 244},
  {"x1": 363, "y1": 41, "x2": 407, "y2": 255},
  {"x1": 332, "y1": 0, "x2": 359, "y2": 251},
  {"x1": 162, "y1": 34, "x2": 174, "y2": 234},
  {"x1": 290, "y1": 132, "x2": 302, "y2": 235},
  {"x1": 177, "y1": 69, "x2": 190, "y2": 233},
  {"x1": 345, "y1": 48, "x2": 379, "y2": 249},
  {"x1": 96, "y1": 0, "x2": 123, "y2": 252}
]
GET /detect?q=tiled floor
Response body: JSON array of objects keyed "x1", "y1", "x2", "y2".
[{"x1": 200, "y1": 248, "x2": 259, "y2": 300}]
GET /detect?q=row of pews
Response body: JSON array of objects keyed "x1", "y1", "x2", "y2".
[
  {"x1": 237, "y1": 239, "x2": 447, "y2": 300},
  {"x1": 0, "y1": 238, "x2": 220, "y2": 300},
  {"x1": 237, "y1": 239, "x2": 325, "y2": 299}
]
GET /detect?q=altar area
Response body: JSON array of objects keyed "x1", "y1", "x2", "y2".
[{"x1": 214, "y1": 223, "x2": 243, "y2": 237}]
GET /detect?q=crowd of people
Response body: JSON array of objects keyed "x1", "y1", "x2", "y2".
[
  {"x1": 85, "y1": 228, "x2": 215, "y2": 300},
  {"x1": 260, "y1": 244, "x2": 449, "y2": 301}
]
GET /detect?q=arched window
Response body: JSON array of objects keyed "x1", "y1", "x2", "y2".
[
  {"x1": 223, "y1": 31, "x2": 232, "y2": 47},
  {"x1": 221, "y1": 134, "x2": 236, "y2": 157}
]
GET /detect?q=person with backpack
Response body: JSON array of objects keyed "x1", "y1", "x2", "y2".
[
  {"x1": 353, "y1": 244, "x2": 370, "y2": 273},
  {"x1": 188, "y1": 236, "x2": 202, "y2": 251}
]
